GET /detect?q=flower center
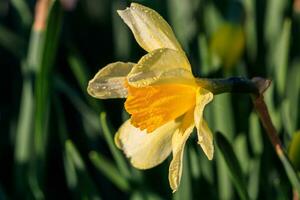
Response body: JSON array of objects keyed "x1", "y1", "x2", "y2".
[{"x1": 125, "y1": 82, "x2": 197, "y2": 133}]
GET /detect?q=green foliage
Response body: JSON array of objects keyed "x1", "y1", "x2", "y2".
[
  {"x1": 216, "y1": 132, "x2": 249, "y2": 200},
  {"x1": 0, "y1": 0, "x2": 299, "y2": 199}
]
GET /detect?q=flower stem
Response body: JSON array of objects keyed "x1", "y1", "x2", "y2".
[
  {"x1": 199, "y1": 76, "x2": 300, "y2": 193},
  {"x1": 197, "y1": 77, "x2": 268, "y2": 95}
]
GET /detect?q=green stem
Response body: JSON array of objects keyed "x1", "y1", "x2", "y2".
[
  {"x1": 199, "y1": 76, "x2": 300, "y2": 193},
  {"x1": 197, "y1": 77, "x2": 260, "y2": 95}
]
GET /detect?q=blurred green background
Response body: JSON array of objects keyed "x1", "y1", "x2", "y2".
[{"x1": 0, "y1": 0, "x2": 300, "y2": 199}]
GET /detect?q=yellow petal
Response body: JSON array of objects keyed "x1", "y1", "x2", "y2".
[
  {"x1": 127, "y1": 48, "x2": 194, "y2": 88},
  {"x1": 115, "y1": 119, "x2": 180, "y2": 169},
  {"x1": 168, "y1": 110, "x2": 194, "y2": 192},
  {"x1": 125, "y1": 83, "x2": 197, "y2": 133},
  {"x1": 194, "y1": 88, "x2": 214, "y2": 160},
  {"x1": 87, "y1": 62, "x2": 134, "y2": 99},
  {"x1": 117, "y1": 3, "x2": 183, "y2": 52}
]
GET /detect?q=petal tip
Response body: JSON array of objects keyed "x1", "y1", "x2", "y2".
[
  {"x1": 87, "y1": 79, "x2": 100, "y2": 98},
  {"x1": 198, "y1": 141, "x2": 214, "y2": 160}
]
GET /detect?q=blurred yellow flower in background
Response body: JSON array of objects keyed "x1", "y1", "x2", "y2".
[
  {"x1": 87, "y1": 3, "x2": 214, "y2": 192},
  {"x1": 288, "y1": 131, "x2": 300, "y2": 171},
  {"x1": 210, "y1": 22, "x2": 245, "y2": 70}
]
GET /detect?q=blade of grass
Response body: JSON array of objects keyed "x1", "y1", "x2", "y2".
[
  {"x1": 34, "y1": 0, "x2": 63, "y2": 186},
  {"x1": 167, "y1": 0, "x2": 196, "y2": 50},
  {"x1": 252, "y1": 93, "x2": 300, "y2": 195},
  {"x1": 54, "y1": 76, "x2": 101, "y2": 134},
  {"x1": 67, "y1": 49, "x2": 102, "y2": 112},
  {"x1": 14, "y1": 0, "x2": 54, "y2": 196},
  {"x1": 244, "y1": 0, "x2": 257, "y2": 61},
  {"x1": 11, "y1": 0, "x2": 32, "y2": 27},
  {"x1": 264, "y1": 0, "x2": 287, "y2": 47},
  {"x1": 100, "y1": 112, "x2": 131, "y2": 178},
  {"x1": 189, "y1": 145, "x2": 201, "y2": 180},
  {"x1": 0, "y1": 25, "x2": 25, "y2": 58},
  {"x1": 216, "y1": 131, "x2": 249, "y2": 200},
  {"x1": 198, "y1": 148, "x2": 214, "y2": 184},
  {"x1": 54, "y1": 95, "x2": 101, "y2": 199},
  {"x1": 285, "y1": 62, "x2": 300, "y2": 134},
  {"x1": 112, "y1": 0, "x2": 131, "y2": 59},
  {"x1": 211, "y1": 94, "x2": 234, "y2": 200},
  {"x1": 249, "y1": 112, "x2": 263, "y2": 155},
  {"x1": 273, "y1": 19, "x2": 291, "y2": 96},
  {"x1": 64, "y1": 140, "x2": 101, "y2": 200},
  {"x1": 234, "y1": 134, "x2": 249, "y2": 174},
  {"x1": 247, "y1": 158, "x2": 261, "y2": 200},
  {"x1": 89, "y1": 151, "x2": 130, "y2": 192}
]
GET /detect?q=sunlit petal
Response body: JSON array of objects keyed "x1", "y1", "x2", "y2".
[
  {"x1": 168, "y1": 110, "x2": 194, "y2": 192},
  {"x1": 115, "y1": 119, "x2": 180, "y2": 169},
  {"x1": 117, "y1": 3, "x2": 183, "y2": 52},
  {"x1": 87, "y1": 62, "x2": 134, "y2": 99},
  {"x1": 127, "y1": 48, "x2": 194, "y2": 87},
  {"x1": 194, "y1": 88, "x2": 214, "y2": 160}
]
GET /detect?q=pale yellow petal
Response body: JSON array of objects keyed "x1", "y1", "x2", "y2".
[
  {"x1": 87, "y1": 62, "x2": 134, "y2": 99},
  {"x1": 169, "y1": 110, "x2": 194, "y2": 192},
  {"x1": 115, "y1": 119, "x2": 180, "y2": 169},
  {"x1": 127, "y1": 48, "x2": 194, "y2": 87},
  {"x1": 117, "y1": 3, "x2": 182, "y2": 52},
  {"x1": 194, "y1": 88, "x2": 214, "y2": 160}
]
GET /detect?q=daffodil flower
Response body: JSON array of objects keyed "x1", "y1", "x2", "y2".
[{"x1": 87, "y1": 3, "x2": 214, "y2": 192}]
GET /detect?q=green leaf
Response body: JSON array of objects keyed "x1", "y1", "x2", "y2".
[
  {"x1": 167, "y1": 0, "x2": 197, "y2": 50},
  {"x1": 67, "y1": 50, "x2": 102, "y2": 112},
  {"x1": 278, "y1": 147, "x2": 300, "y2": 195},
  {"x1": 54, "y1": 76, "x2": 101, "y2": 135},
  {"x1": 0, "y1": 25, "x2": 25, "y2": 58},
  {"x1": 89, "y1": 151, "x2": 130, "y2": 192},
  {"x1": 273, "y1": 19, "x2": 291, "y2": 96},
  {"x1": 216, "y1": 132, "x2": 249, "y2": 200},
  {"x1": 244, "y1": 0, "x2": 257, "y2": 61},
  {"x1": 188, "y1": 146, "x2": 201, "y2": 180},
  {"x1": 100, "y1": 112, "x2": 131, "y2": 178},
  {"x1": 10, "y1": 0, "x2": 32, "y2": 26},
  {"x1": 264, "y1": 0, "x2": 287, "y2": 47},
  {"x1": 249, "y1": 112, "x2": 263, "y2": 155},
  {"x1": 216, "y1": 152, "x2": 233, "y2": 200},
  {"x1": 211, "y1": 94, "x2": 234, "y2": 199},
  {"x1": 234, "y1": 134, "x2": 250, "y2": 174},
  {"x1": 34, "y1": 0, "x2": 63, "y2": 178},
  {"x1": 247, "y1": 159, "x2": 261, "y2": 200},
  {"x1": 14, "y1": 0, "x2": 62, "y2": 196},
  {"x1": 64, "y1": 140, "x2": 101, "y2": 200},
  {"x1": 112, "y1": 1, "x2": 131, "y2": 59},
  {"x1": 285, "y1": 62, "x2": 300, "y2": 134}
]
